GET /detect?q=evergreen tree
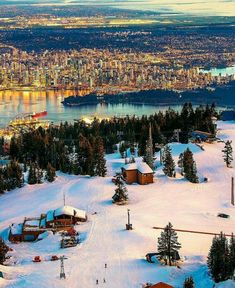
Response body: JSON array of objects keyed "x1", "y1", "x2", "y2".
[
  {"x1": 45, "y1": 163, "x2": 56, "y2": 182},
  {"x1": 183, "y1": 148, "x2": 199, "y2": 183},
  {"x1": 229, "y1": 233, "x2": 235, "y2": 277},
  {"x1": 0, "y1": 238, "x2": 9, "y2": 264},
  {"x1": 94, "y1": 137, "x2": 107, "y2": 177},
  {"x1": 183, "y1": 276, "x2": 195, "y2": 288},
  {"x1": 222, "y1": 140, "x2": 233, "y2": 168},
  {"x1": 28, "y1": 163, "x2": 36, "y2": 185},
  {"x1": 207, "y1": 233, "x2": 230, "y2": 282},
  {"x1": 162, "y1": 145, "x2": 175, "y2": 177},
  {"x1": 28, "y1": 162, "x2": 43, "y2": 185},
  {"x1": 7, "y1": 160, "x2": 24, "y2": 189},
  {"x1": 157, "y1": 222, "x2": 181, "y2": 266},
  {"x1": 144, "y1": 124, "x2": 154, "y2": 170},
  {"x1": 0, "y1": 173, "x2": 4, "y2": 194},
  {"x1": 112, "y1": 173, "x2": 128, "y2": 204}
]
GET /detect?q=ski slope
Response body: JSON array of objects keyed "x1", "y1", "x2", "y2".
[{"x1": 1, "y1": 121, "x2": 235, "y2": 288}]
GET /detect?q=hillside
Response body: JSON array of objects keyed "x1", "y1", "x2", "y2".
[{"x1": 0, "y1": 121, "x2": 235, "y2": 288}]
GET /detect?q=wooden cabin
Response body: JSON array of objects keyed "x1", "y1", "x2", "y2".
[
  {"x1": 9, "y1": 205, "x2": 87, "y2": 242},
  {"x1": 122, "y1": 162, "x2": 154, "y2": 185},
  {"x1": 46, "y1": 205, "x2": 87, "y2": 230},
  {"x1": 9, "y1": 218, "x2": 46, "y2": 242}
]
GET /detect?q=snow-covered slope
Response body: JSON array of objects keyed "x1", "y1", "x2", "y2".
[{"x1": 0, "y1": 121, "x2": 235, "y2": 288}]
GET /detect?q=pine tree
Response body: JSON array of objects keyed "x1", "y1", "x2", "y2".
[
  {"x1": 112, "y1": 173, "x2": 128, "y2": 204},
  {"x1": 0, "y1": 173, "x2": 4, "y2": 194},
  {"x1": 7, "y1": 160, "x2": 24, "y2": 189},
  {"x1": 28, "y1": 162, "x2": 43, "y2": 184},
  {"x1": 94, "y1": 137, "x2": 107, "y2": 177},
  {"x1": 183, "y1": 148, "x2": 199, "y2": 183},
  {"x1": 157, "y1": 222, "x2": 181, "y2": 266},
  {"x1": 0, "y1": 238, "x2": 9, "y2": 264},
  {"x1": 144, "y1": 124, "x2": 154, "y2": 170},
  {"x1": 162, "y1": 145, "x2": 175, "y2": 177},
  {"x1": 207, "y1": 233, "x2": 230, "y2": 282},
  {"x1": 183, "y1": 276, "x2": 195, "y2": 288},
  {"x1": 222, "y1": 140, "x2": 233, "y2": 168},
  {"x1": 45, "y1": 163, "x2": 56, "y2": 182},
  {"x1": 229, "y1": 233, "x2": 235, "y2": 277}
]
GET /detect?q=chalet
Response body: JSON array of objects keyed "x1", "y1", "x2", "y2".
[
  {"x1": 9, "y1": 205, "x2": 87, "y2": 242},
  {"x1": 46, "y1": 205, "x2": 87, "y2": 229},
  {"x1": 122, "y1": 162, "x2": 154, "y2": 185},
  {"x1": 9, "y1": 218, "x2": 46, "y2": 242}
]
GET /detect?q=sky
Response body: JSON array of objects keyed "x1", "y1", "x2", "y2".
[{"x1": 0, "y1": 0, "x2": 235, "y2": 16}]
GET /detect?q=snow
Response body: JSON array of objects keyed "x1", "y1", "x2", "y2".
[
  {"x1": 24, "y1": 220, "x2": 40, "y2": 227},
  {"x1": 123, "y1": 162, "x2": 153, "y2": 174},
  {"x1": 54, "y1": 205, "x2": 86, "y2": 220},
  {"x1": 0, "y1": 121, "x2": 235, "y2": 287}
]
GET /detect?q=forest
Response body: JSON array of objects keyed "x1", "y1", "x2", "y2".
[{"x1": 0, "y1": 102, "x2": 218, "y2": 193}]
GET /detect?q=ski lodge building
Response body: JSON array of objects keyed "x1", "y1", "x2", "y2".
[
  {"x1": 9, "y1": 205, "x2": 87, "y2": 242},
  {"x1": 122, "y1": 162, "x2": 154, "y2": 185}
]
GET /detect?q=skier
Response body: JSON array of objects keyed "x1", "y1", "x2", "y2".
[{"x1": 96, "y1": 279, "x2": 99, "y2": 285}]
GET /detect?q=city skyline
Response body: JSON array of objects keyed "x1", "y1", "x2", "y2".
[{"x1": 0, "y1": 0, "x2": 235, "y2": 16}]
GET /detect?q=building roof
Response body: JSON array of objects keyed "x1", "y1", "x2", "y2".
[
  {"x1": 150, "y1": 282, "x2": 174, "y2": 288},
  {"x1": 123, "y1": 162, "x2": 153, "y2": 174},
  {"x1": 54, "y1": 205, "x2": 86, "y2": 220},
  {"x1": 137, "y1": 162, "x2": 153, "y2": 174}
]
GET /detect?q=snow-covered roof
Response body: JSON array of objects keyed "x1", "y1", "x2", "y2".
[
  {"x1": 24, "y1": 220, "x2": 40, "y2": 227},
  {"x1": 123, "y1": 162, "x2": 153, "y2": 174},
  {"x1": 137, "y1": 162, "x2": 153, "y2": 174},
  {"x1": 123, "y1": 163, "x2": 137, "y2": 171},
  {"x1": 54, "y1": 205, "x2": 86, "y2": 220}
]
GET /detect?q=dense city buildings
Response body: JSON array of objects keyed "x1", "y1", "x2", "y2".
[{"x1": 0, "y1": 46, "x2": 234, "y2": 95}]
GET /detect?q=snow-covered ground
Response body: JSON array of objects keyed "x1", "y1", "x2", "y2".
[{"x1": 1, "y1": 121, "x2": 235, "y2": 288}]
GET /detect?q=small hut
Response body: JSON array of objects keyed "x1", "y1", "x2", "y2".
[{"x1": 122, "y1": 162, "x2": 154, "y2": 185}]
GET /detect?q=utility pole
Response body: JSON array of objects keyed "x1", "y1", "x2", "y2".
[
  {"x1": 60, "y1": 256, "x2": 66, "y2": 279},
  {"x1": 232, "y1": 177, "x2": 234, "y2": 206},
  {"x1": 126, "y1": 209, "x2": 132, "y2": 230}
]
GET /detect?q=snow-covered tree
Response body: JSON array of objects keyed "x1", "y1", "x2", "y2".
[
  {"x1": 112, "y1": 173, "x2": 128, "y2": 204},
  {"x1": 157, "y1": 222, "x2": 181, "y2": 266},
  {"x1": 222, "y1": 140, "x2": 233, "y2": 168},
  {"x1": 207, "y1": 233, "x2": 230, "y2": 283},
  {"x1": 162, "y1": 145, "x2": 175, "y2": 177}
]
